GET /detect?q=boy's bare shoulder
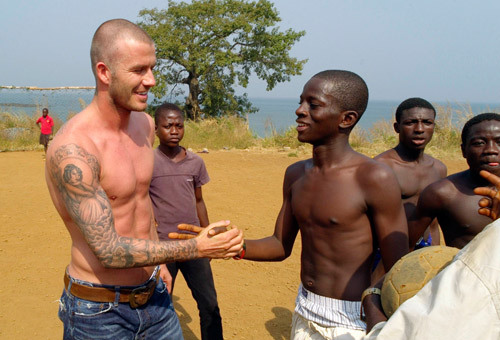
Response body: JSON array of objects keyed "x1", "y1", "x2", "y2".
[
  {"x1": 285, "y1": 158, "x2": 311, "y2": 174},
  {"x1": 424, "y1": 153, "x2": 448, "y2": 175},
  {"x1": 357, "y1": 155, "x2": 400, "y2": 187},
  {"x1": 373, "y1": 148, "x2": 398, "y2": 162},
  {"x1": 423, "y1": 170, "x2": 468, "y2": 196},
  {"x1": 283, "y1": 158, "x2": 311, "y2": 185}
]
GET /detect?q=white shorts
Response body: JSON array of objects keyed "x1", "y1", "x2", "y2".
[
  {"x1": 291, "y1": 313, "x2": 366, "y2": 340},
  {"x1": 294, "y1": 284, "x2": 366, "y2": 331}
]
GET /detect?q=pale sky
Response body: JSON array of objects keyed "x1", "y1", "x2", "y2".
[{"x1": 2, "y1": 0, "x2": 500, "y2": 103}]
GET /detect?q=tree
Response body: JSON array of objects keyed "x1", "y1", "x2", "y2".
[{"x1": 138, "y1": 0, "x2": 306, "y2": 120}]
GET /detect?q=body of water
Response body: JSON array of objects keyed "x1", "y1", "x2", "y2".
[{"x1": 1, "y1": 88, "x2": 499, "y2": 137}]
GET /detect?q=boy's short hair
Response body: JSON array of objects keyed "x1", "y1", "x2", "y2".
[
  {"x1": 461, "y1": 112, "x2": 500, "y2": 145},
  {"x1": 395, "y1": 98, "x2": 436, "y2": 123},
  {"x1": 154, "y1": 103, "x2": 184, "y2": 125},
  {"x1": 312, "y1": 70, "x2": 369, "y2": 124}
]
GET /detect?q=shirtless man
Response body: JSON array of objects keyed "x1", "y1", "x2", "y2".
[
  {"x1": 375, "y1": 98, "x2": 447, "y2": 249},
  {"x1": 45, "y1": 19, "x2": 242, "y2": 339},
  {"x1": 410, "y1": 113, "x2": 500, "y2": 249},
  {"x1": 173, "y1": 71, "x2": 408, "y2": 339}
]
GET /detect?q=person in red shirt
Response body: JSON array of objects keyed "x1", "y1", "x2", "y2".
[{"x1": 36, "y1": 108, "x2": 54, "y2": 154}]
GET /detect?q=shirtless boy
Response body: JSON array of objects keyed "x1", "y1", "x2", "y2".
[
  {"x1": 224, "y1": 71, "x2": 408, "y2": 339},
  {"x1": 361, "y1": 167, "x2": 500, "y2": 338},
  {"x1": 410, "y1": 113, "x2": 500, "y2": 248},
  {"x1": 375, "y1": 98, "x2": 447, "y2": 249},
  {"x1": 251, "y1": 70, "x2": 409, "y2": 339},
  {"x1": 45, "y1": 19, "x2": 242, "y2": 339}
]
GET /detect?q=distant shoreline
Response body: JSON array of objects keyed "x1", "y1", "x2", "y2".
[{"x1": 0, "y1": 86, "x2": 95, "y2": 90}]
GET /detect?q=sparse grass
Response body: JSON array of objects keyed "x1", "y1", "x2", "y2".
[
  {"x1": 0, "y1": 103, "x2": 494, "y2": 159},
  {"x1": 351, "y1": 120, "x2": 396, "y2": 157},
  {"x1": 260, "y1": 126, "x2": 304, "y2": 149},
  {"x1": 426, "y1": 103, "x2": 474, "y2": 159},
  {"x1": 351, "y1": 103, "x2": 479, "y2": 159},
  {"x1": 177, "y1": 115, "x2": 257, "y2": 150}
]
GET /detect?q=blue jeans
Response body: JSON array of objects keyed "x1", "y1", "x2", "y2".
[
  {"x1": 58, "y1": 274, "x2": 183, "y2": 340},
  {"x1": 167, "y1": 258, "x2": 222, "y2": 340}
]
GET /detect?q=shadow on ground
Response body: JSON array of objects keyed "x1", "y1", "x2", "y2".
[
  {"x1": 265, "y1": 306, "x2": 293, "y2": 340},
  {"x1": 173, "y1": 295, "x2": 199, "y2": 340}
]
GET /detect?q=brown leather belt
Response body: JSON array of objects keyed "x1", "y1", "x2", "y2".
[{"x1": 64, "y1": 269, "x2": 160, "y2": 308}]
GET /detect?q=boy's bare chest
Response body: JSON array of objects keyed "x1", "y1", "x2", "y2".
[
  {"x1": 290, "y1": 174, "x2": 365, "y2": 226},
  {"x1": 441, "y1": 191, "x2": 490, "y2": 236},
  {"x1": 394, "y1": 164, "x2": 441, "y2": 200}
]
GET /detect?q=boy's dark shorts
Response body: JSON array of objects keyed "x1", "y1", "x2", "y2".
[{"x1": 39, "y1": 133, "x2": 50, "y2": 146}]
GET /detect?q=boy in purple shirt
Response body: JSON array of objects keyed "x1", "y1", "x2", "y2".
[{"x1": 149, "y1": 103, "x2": 222, "y2": 340}]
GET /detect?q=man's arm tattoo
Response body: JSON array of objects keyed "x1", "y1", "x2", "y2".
[{"x1": 49, "y1": 143, "x2": 198, "y2": 268}]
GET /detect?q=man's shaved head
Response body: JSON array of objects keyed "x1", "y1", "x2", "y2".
[{"x1": 90, "y1": 19, "x2": 154, "y2": 77}]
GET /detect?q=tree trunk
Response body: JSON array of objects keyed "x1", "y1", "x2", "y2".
[{"x1": 185, "y1": 75, "x2": 201, "y2": 120}]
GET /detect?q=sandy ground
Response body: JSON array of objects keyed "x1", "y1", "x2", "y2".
[{"x1": 0, "y1": 150, "x2": 467, "y2": 339}]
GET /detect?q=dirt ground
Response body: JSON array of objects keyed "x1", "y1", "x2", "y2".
[{"x1": 0, "y1": 150, "x2": 468, "y2": 339}]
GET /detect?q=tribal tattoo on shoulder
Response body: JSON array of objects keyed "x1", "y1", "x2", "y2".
[{"x1": 49, "y1": 143, "x2": 198, "y2": 268}]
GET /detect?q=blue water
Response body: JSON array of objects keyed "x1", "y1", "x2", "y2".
[{"x1": 1, "y1": 88, "x2": 500, "y2": 137}]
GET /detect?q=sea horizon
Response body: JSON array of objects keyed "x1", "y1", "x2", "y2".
[{"x1": 1, "y1": 88, "x2": 500, "y2": 137}]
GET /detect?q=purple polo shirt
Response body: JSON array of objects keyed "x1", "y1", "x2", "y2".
[{"x1": 149, "y1": 148, "x2": 210, "y2": 240}]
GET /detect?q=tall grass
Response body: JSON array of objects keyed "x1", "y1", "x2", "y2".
[{"x1": 0, "y1": 103, "x2": 492, "y2": 158}]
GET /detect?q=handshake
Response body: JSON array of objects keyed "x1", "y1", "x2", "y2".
[{"x1": 169, "y1": 221, "x2": 245, "y2": 260}]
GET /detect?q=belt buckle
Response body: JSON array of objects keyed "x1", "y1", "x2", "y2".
[{"x1": 129, "y1": 282, "x2": 154, "y2": 308}]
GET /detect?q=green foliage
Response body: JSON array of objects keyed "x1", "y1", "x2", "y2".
[{"x1": 138, "y1": 0, "x2": 306, "y2": 120}]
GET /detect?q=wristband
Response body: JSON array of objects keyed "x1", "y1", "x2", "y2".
[
  {"x1": 361, "y1": 287, "x2": 381, "y2": 303},
  {"x1": 233, "y1": 241, "x2": 246, "y2": 260},
  {"x1": 360, "y1": 287, "x2": 381, "y2": 321}
]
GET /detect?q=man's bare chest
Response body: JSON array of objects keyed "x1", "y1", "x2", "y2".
[{"x1": 99, "y1": 144, "x2": 154, "y2": 201}]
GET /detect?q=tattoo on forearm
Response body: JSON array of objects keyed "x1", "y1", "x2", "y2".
[{"x1": 49, "y1": 143, "x2": 198, "y2": 268}]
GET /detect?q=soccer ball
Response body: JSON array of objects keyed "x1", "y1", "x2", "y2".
[{"x1": 381, "y1": 245, "x2": 459, "y2": 318}]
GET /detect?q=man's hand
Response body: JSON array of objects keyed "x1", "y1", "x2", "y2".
[
  {"x1": 159, "y1": 264, "x2": 173, "y2": 293},
  {"x1": 474, "y1": 170, "x2": 500, "y2": 220},
  {"x1": 194, "y1": 220, "x2": 244, "y2": 259}
]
